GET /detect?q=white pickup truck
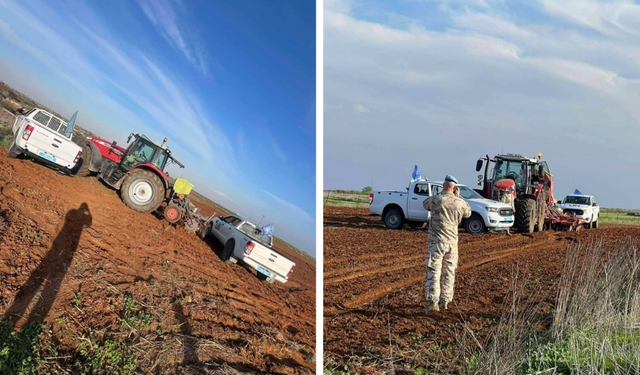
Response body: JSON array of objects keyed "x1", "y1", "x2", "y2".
[
  {"x1": 558, "y1": 194, "x2": 600, "y2": 229},
  {"x1": 208, "y1": 215, "x2": 296, "y2": 283},
  {"x1": 8, "y1": 108, "x2": 83, "y2": 174},
  {"x1": 369, "y1": 180, "x2": 515, "y2": 233}
]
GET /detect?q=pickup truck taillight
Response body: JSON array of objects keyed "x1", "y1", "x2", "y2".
[
  {"x1": 369, "y1": 193, "x2": 373, "y2": 205},
  {"x1": 73, "y1": 150, "x2": 82, "y2": 164},
  {"x1": 22, "y1": 125, "x2": 34, "y2": 141},
  {"x1": 244, "y1": 241, "x2": 255, "y2": 256},
  {"x1": 287, "y1": 265, "x2": 296, "y2": 278}
]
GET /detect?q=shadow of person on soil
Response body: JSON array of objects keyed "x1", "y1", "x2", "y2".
[
  {"x1": 2, "y1": 203, "x2": 92, "y2": 327},
  {"x1": 173, "y1": 302, "x2": 206, "y2": 373}
]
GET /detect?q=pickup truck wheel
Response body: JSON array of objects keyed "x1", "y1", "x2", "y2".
[
  {"x1": 75, "y1": 145, "x2": 92, "y2": 177},
  {"x1": 593, "y1": 216, "x2": 599, "y2": 229},
  {"x1": 464, "y1": 213, "x2": 486, "y2": 234},
  {"x1": 7, "y1": 140, "x2": 19, "y2": 159},
  {"x1": 222, "y1": 240, "x2": 234, "y2": 263},
  {"x1": 121, "y1": 169, "x2": 165, "y2": 213},
  {"x1": 384, "y1": 208, "x2": 404, "y2": 229}
]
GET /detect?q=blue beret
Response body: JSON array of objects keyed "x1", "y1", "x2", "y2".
[{"x1": 444, "y1": 174, "x2": 458, "y2": 184}]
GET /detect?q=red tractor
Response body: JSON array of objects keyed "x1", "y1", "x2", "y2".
[
  {"x1": 77, "y1": 133, "x2": 184, "y2": 213},
  {"x1": 475, "y1": 153, "x2": 554, "y2": 233}
]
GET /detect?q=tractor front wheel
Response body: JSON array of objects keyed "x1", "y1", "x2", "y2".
[
  {"x1": 515, "y1": 198, "x2": 536, "y2": 233},
  {"x1": 121, "y1": 169, "x2": 165, "y2": 213}
]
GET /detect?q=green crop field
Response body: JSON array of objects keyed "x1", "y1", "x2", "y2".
[{"x1": 600, "y1": 212, "x2": 640, "y2": 226}]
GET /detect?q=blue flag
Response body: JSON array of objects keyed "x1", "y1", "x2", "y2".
[
  {"x1": 412, "y1": 164, "x2": 421, "y2": 181},
  {"x1": 574, "y1": 189, "x2": 582, "y2": 195},
  {"x1": 261, "y1": 223, "x2": 274, "y2": 237},
  {"x1": 64, "y1": 110, "x2": 78, "y2": 138}
]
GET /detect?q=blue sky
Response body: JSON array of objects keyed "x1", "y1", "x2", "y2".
[
  {"x1": 0, "y1": 0, "x2": 316, "y2": 255},
  {"x1": 324, "y1": 0, "x2": 640, "y2": 208}
]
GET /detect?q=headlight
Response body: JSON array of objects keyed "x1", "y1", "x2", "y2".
[
  {"x1": 559, "y1": 208, "x2": 563, "y2": 213},
  {"x1": 486, "y1": 207, "x2": 499, "y2": 213}
]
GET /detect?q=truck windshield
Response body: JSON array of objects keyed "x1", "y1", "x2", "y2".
[
  {"x1": 458, "y1": 186, "x2": 483, "y2": 200},
  {"x1": 238, "y1": 222, "x2": 273, "y2": 248},
  {"x1": 494, "y1": 160, "x2": 524, "y2": 187},
  {"x1": 563, "y1": 196, "x2": 590, "y2": 205}
]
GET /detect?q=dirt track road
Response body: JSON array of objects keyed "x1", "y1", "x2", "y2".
[
  {"x1": 323, "y1": 206, "x2": 639, "y2": 374},
  {"x1": 0, "y1": 150, "x2": 315, "y2": 374}
]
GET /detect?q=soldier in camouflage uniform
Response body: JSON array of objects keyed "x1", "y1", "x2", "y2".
[{"x1": 422, "y1": 175, "x2": 471, "y2": 311}]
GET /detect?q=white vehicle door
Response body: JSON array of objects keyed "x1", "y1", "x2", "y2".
[
  {"x1": 407, "y1": 182, "x2": 431, "y2": 221},
  {"x1": 27, "y1": 111, "x2": 76, "y2": 165},
  {"x1": 215, "y1": 216, "x2": 240, "y2": 244}
]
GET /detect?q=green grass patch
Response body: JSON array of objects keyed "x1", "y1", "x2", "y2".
[
  {"x1": 600, "y1": 212, "x2": 640, "y2": 225},
  {"x1": 0, "y1": 126, "x2": 12, "y2": 150},
  {"x1": 0, "y1": 319, "x2": 137, "y2": 375}
]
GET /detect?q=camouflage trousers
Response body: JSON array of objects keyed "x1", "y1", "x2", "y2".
[{"x1": 425, "y1": 241, "x2": 459, "y2": 304}]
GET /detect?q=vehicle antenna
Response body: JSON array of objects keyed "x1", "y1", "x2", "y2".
[{"x1": 258, "y1": 214, "x2": 265, "y2": 226}]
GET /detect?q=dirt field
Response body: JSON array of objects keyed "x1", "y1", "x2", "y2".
[
  {"x1": 0, "y1": 150, "x2": 315, "y2": 374},
  {"x1": 323, "y1": 206, "x2": 640, "y2": 374}
]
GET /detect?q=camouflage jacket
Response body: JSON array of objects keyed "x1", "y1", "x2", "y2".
[{"x1": 423, "y1": 192, "x2": 471, "y2": 244}]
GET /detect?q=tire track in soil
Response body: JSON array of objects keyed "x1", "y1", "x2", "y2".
[
  {"x1": 324, "y1": 207, "x2": 638, "y2": 374},
  {"x1": 326, "y1": 232, "x2": 558, "y2": 311}
]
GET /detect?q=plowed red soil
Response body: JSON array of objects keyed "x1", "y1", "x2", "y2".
[
  {"x1": 323, "y1": 206, "x2": 639, "y2": 374},
  {"x1": 0, "y1": 150, "x2": 315, "y2": 374}
]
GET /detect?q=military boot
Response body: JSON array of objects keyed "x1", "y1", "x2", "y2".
[
  {"x1": 423, "y1": 301, "x2": 440, "y2": 312},
  {"x1": 439, "y1": 300, "x2": 449, "y2": 310}
]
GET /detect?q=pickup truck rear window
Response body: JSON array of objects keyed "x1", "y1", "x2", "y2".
[
  {"x1": 47, "y1": 117, "x2": 61, "y2": 132},
  {"x1": 33, "y1": 111, "x2": 51, "y2": 127}
]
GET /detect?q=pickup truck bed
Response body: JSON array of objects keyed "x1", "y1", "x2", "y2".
[
  {"x1": 208, "y1": 215, "x2": 296, "y2": 283},
  {"x1": 9, "y1": 108, "x2": 82, "y2": 174}
]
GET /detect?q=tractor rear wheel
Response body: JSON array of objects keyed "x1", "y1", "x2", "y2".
[
  {"x1": 163, "y1": 203, "x2": 183, "y2": 223},
  {"x1": 536, "y1": 191, "x2": 547, "y2": 232},
  {"x1": 121, "y1": 169, "x2": 165, "y2": 213},
  {"x1": 515, "y1": 198, "x2": 536, "y2": 233},
  {"x1": 75, "y1": 144, "x2": 93, "y2": 177}
]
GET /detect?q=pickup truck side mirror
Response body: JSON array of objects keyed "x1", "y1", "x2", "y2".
[
  {"x1": 218, "y1": 215, "x2": 223, "y2": 219},
  {"x1": 592, "y1": 203, "x2": 598, "y2": 206},
  {"x1": 557, "y1": 200, "x2": 562, "y2": 204}
]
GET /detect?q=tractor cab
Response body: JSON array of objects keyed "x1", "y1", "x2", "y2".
[
  {"x1": 120, "y1": 134, "x2": 171, "y2": 172},
  {"x1": 100, "y1": 133, "x2": 184, "y2": 187},
  {"x1": 476, "y1": 153, "x2": 549, "y2": 201}
]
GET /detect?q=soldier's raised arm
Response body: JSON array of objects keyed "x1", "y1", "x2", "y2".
[{"x1": 461, "y1": 200, "x2": 471, "y2": 219}]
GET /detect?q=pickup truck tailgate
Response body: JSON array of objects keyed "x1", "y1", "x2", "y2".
[
  {"x1": 248, "y1": 243, "x2": 294, "y2": 277},
  {"x1": 26, "y1": 120, "x2": 77, "y2": 166}
]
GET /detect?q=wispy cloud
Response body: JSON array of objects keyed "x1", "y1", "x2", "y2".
[
  {"x1": 323, "y1": 0, "x2": 640, "y2": 208},
  {"x1": 137, "y1": 0, "x2": 208, "y2": 74},
  {"x1": 262, "y1": 190, "x2": 313, "y2": 222}
]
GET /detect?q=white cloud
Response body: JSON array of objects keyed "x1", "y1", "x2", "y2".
[
  {"x1": 323, "y1": 0, "x2": 640, "y2": 208},
  {"x1": 136, "y1": 0, "x2": 208, "y2": 74},
  {"x1": 353, "y1": 103, "x2": 371, "y2": 113}
]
